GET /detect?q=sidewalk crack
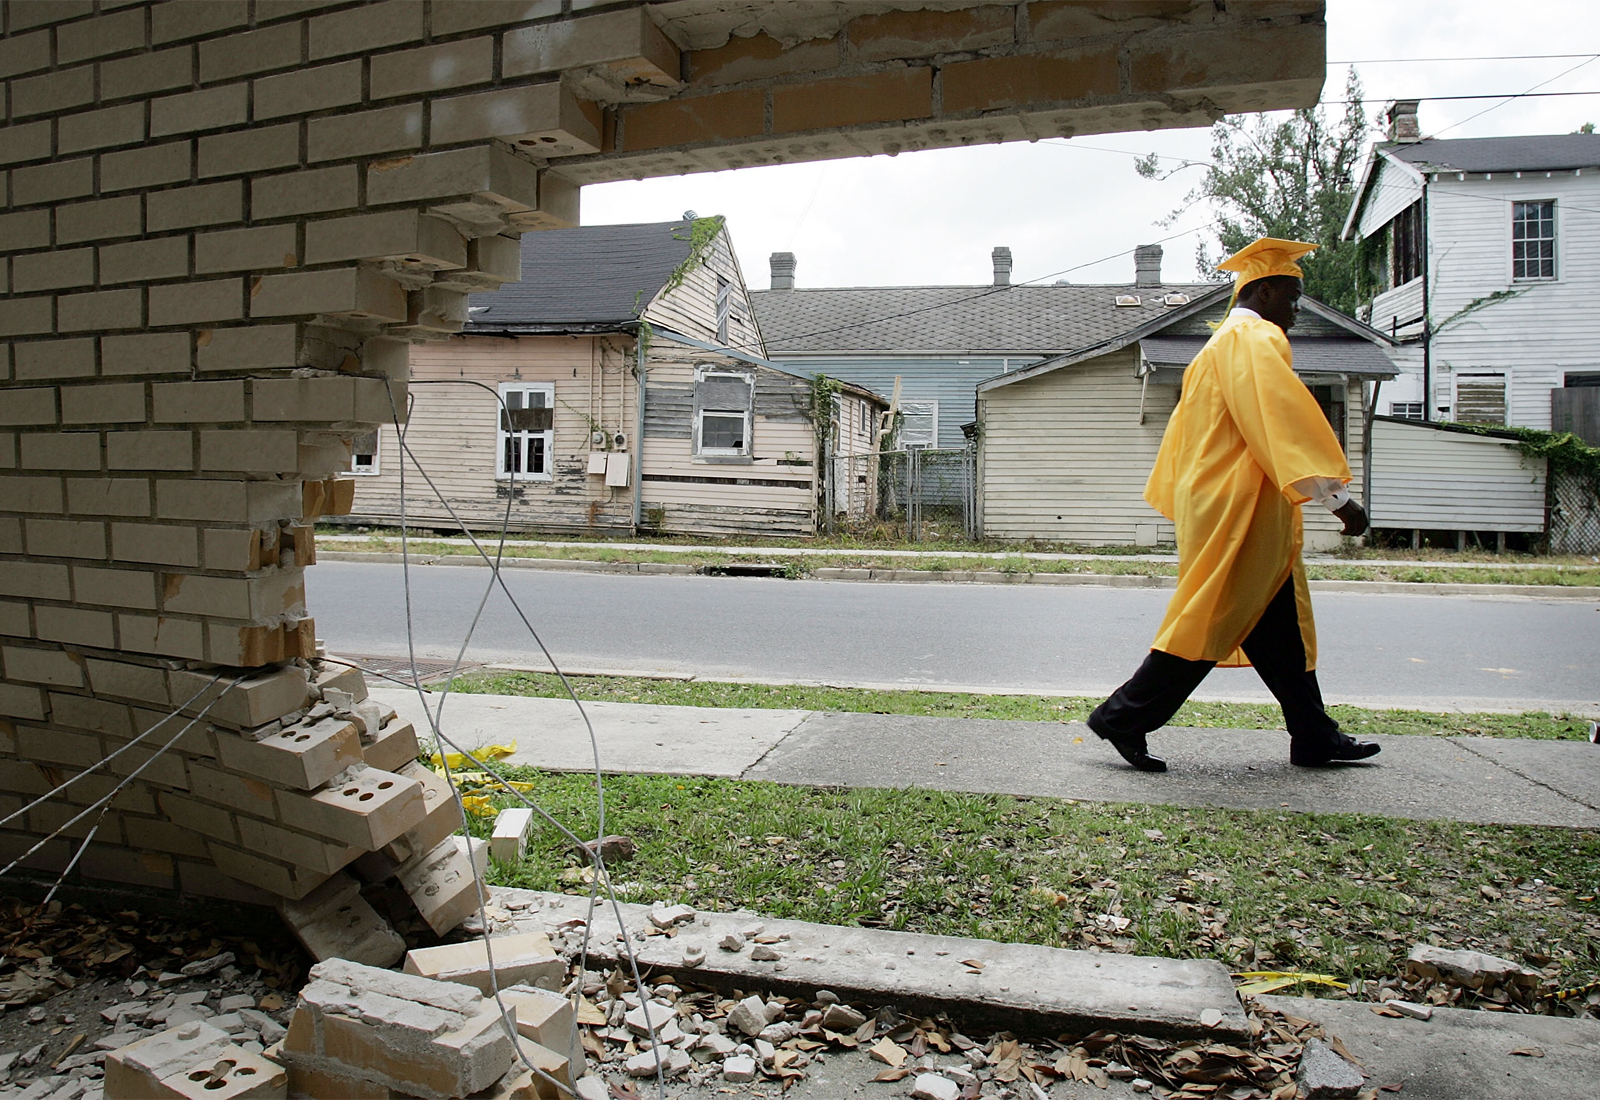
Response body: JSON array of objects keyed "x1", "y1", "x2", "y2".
[
  {"x1": 741, "y1": 711, "x2": 818, "y2": 778},
  {"x1": 1446, "y1": 737, "x2": 1600, "y2": 813}
]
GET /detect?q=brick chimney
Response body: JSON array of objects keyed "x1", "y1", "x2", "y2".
[
  {"x1": 1387, "y1": 100, "x2": 1421, "y2": 142},
  {"x1": 1134, "y1": 244, "x2": 1163, "y2": 287},
  {"x1": 769, "y1": 251, "x2": 796, "y2": 289},
  {"x1": 992, "y1": 246, "x2": 1012, "y2": 286}
]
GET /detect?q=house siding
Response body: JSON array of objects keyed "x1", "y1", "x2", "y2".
[
  {"x1": 642, "y1": 228, "x2": 764, "y2": 353},
  {"x1": 773, "y1": 357, "x2": 1021, "y2": 449},
  {"x1": 1368, "y1": 418, "x2": 1547, "y2": 532}
]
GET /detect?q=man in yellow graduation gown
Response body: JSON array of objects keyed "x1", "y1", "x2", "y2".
[{"x1": 1088, "y1": 238, "x2": 1381, "y2": 772}]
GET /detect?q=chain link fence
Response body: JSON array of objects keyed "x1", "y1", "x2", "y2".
[
  {"x1": 825, "y1": 447, "x2": 976, "y2": 541},
  {"x1": 1548, "y1": 470, "x2": 1600, "y2": 553}
]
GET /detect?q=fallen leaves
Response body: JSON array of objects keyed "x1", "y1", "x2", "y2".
[
  {"x1": 1233, "y1": 971, "x2": 1347, "y2": 996},
  {"x1": 1508, "y1": 1046, "x2": 1545, "y2": 1058},
  {"x1": 868, "y1": 1037, "x2": 906, "y2": 1067}
]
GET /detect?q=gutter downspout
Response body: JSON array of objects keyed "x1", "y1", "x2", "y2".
[
  {"x1": 1421, "y1": 175, "x2": 1432, "y2": 421},
  {"x1": 631, "y1": 325, "x2": 646, "y2": 532}
]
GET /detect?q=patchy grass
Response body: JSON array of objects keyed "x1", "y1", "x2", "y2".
[
  {"x1": 441, "y1": 670, "x2": 1594, "y2": 741},
  {"x1": 467, "y1": 771, "x2": 1600, "y2": 991}
]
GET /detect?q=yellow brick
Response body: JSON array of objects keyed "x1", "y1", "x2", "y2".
[
  {"x1": 431, "y1": 0, "x2": 560, "y2": 36},
  {"x1": 277, "y1": 767, "x2": 425, "y2": 849},
  {"x1": 148, "y1": 180, "x2": 244, "y2": 231},
  {"x1": 59, "y1": 289, "x2": 144, "y2": 333},
  {"x1": 250, "y1": 268, "x2": 407, "y2": 323},
  {"x1": 25, "y1": 517, "x2": 107, "y2": 559},
  {"x1": 19, "y1": 431, "x2": 100, "y2": 470},
  {"x1": 36, "y1": 605, "x2": 116, "y2": 647},
  {"x1": 100, "y1": 237, "x2": 190, "y2": 285},
  {"x1": 101, "y1": 45, "x2": 195, "y2": 100},
  {"x1": 0, "y1": 120, "x2": 52, "y2": 167},
  {"x1": 66, "y1": 477, "x2": 152, "y2": 517},
  {"x1": 57, "y1": 7, "x2": 146, "y2": 64},
  {"x1": 846, "y1": 5, "x2": 1015, "y2": 63},
  {"x1": 1, "y1": 645, "x2": 85, "y2": 687},
  {"x1": 196, "y1": 323, "x2": 298, "y2": 372},
  {"x1": 118, "y1": 611, "x2": 206, "y2": 659},
  {"x1": 56, "y1": 195, "x2": 144, "y2": 244},
  {"x1": 308, "y1": 0, "x2": 423, "y2": 60},
  {"x1": 430, "y1": 83, "x2": 599, "y2": 153},
  {"x1": 371, "y1": 37, "x2": 494, "y2": 99},
  {"x1": 365, "y1": 144, "x2": 539, "y2": 208},
  {"x1": 306, "y1": 103, "x2": 423, "y2": 162},
  {"x1": 61, "y1": 382, "x2": 146, "y2": 425},
  {"x1": 14, "y1": 337, "x2": 96, "y2": 381},
  {"x1": 0, "y1": 474, "x2": 64, "y2": 512},
  {"x1": 0, "y1": 28, "x2": 52, "y2": 79},
  {"x1": 303, "y1": 211, "x2": 465, "y2": 268},
  {"x1": 151, "y1": 83, "x2": 249, "y2": 137},
  {"x1": 12, "y1": 249, "x2": 95, "y2": 293},
  {"x1": 254, "y1": 57, "x2": 362, "y2": 119},
  {"x1": 152, "y1": 0, "x2": 250, "y2": 45},
  {"x1": 503, "y1": 5, "x2": 678, "y2": 83},
  {"x1": 58, "y1": 103, "x2": 147, "y2": 155},
  {"x1": 107, "y1": 430, "x2": 193, "y2": 470},
  {"x1": 198, "y1": 429, "x2": 300, "y2": 473},
  {"x1": 102, "y1": 332, "x2": 191, "y2": 376},
  {"x1": 251, "y1": 377, "x2": 357, "y2": 421},
  {"x1": 772, "y1": 65, "x2": 931, "y2": 133},
  {"x1": 0, "y1": 209, "x2": 52, "y2": 251},
  {"x1": 195, "y1": 224, "x2": 298, "y2": 274},
  {"x1": 101, "y1": 140, "x2": 193, "y2": 193},
  {"x1": 618, "y1": 88, "x2": 764, "y2": 152},
  {"x1": 687, "y1": 31, "x2": 835, "y2": 87},
  {"x1": 0, "y1": 299, "x2": 56, "y2": 338},
  {"x1": 942, "y1": 46, "x2": 1121, "y2": 114},
  {"x1": 252, "y1": 164, "x2": 359, "y2": 219},
  {"x1": 199, "y1": 20, "x2": 302, "y2": 82},
  {"x1": 217, "y1": 717, "x2": 362, "y2": 790},
  {"x1": 149, "y1": 279, "x2": 244, "y2": 327},
  {"x1": 197, "y1": 122, "x2": 300, "y2": 178},
  {"x1": 111, "y1": 522, "x2": 200, "y2": 567},
  {"x1": 11, "y1": 66, "x2": 95, "y2": 119},
  {"x1": 0, "y1": 559, "x2": 71, "y2": 598},
  {"x1": 75, "y1": 567, "x2": 160, "y2": 610}
]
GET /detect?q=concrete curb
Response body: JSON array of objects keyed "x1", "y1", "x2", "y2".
[{"x1": 316, "y1": 551, "x2": 1600, "y2": 599}]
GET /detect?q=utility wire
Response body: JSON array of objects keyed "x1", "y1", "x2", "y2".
[
  {"x1": 1431, "y1": 54, "x2": 1600, "y2": 137},
  {"x1": 1329, "y1": 53, "x2": 1600, "y2": 64}
]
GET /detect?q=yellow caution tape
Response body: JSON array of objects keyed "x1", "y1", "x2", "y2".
[
  {"x1": 1232, "y1": 970, "x2": 1347, "y2": 995},
  {"x1": 428, "y1": 742, "x2": 517, "y2": 770}
]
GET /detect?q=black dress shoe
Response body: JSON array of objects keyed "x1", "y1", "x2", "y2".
[
  {"x1": 1088, "y1": 712, "x2": 1168, "y2": 772},
  {"x1": 1291, "y1": 732, "x2": 1382, "y2": 767}
]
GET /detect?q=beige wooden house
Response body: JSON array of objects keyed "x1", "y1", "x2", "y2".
[
  {"x1": 975, "y1": 290, "x2": 1398, "y2": 551},
  {"x1": 349, "y1": 218, "x2": 884, "y2": 537}
]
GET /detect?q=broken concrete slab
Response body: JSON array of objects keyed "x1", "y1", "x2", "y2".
[
  {"x1": 481, "y1": 888, "x2": 1249, "y2": 1041},
  {"x1": 370, "y1": 688, "x2": 809, "y2": 777},
  {"x1": 1297, "y1": 1037, "x2": 1364, "y2": 1098},
  {"x1": 1405, "y1": 944, "x2": 1540, "y2": 991}
]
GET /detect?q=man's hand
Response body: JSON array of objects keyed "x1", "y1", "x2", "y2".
[{"x1": 1334, "y1": 498, "x2": 1368, "y2": 537}]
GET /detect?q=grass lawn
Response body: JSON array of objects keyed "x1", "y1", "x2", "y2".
[
  {"x1": 466, "y1": 770, "x2": 1600, "y2": 993},
  {"x1": 442, "y1": 670, "x2": 1595, "y2": 741}
]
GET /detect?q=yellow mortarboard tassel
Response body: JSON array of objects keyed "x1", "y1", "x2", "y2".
[{"x1": 1208, "y1": 237, "x2": 1320, "y2": 329}]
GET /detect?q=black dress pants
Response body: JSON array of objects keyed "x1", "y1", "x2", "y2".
[{"x1": 1089, "y1": 575, "x2": 1341, "y2": 745}]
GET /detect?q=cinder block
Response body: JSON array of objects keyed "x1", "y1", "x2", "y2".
[
  {"x1": 0, "y1": 209, "x2": 52, "y2": 251},
  {"x1": 13, "y1": 157, "x2": 95, "y2": 205},
  {"x1": 199, "y1": 429, "x2": 299, "y2": 473},
  {"x1": 118, "y1": 612, "x2": 206, "y2": 659},
  {"x1": 195, "y1": 323, "x2": 298, "y2": 373},
  {"x1": 309, "y1": 0, "x2": 424, "y2": 60},
  {"x1": 503, "y1": 6, "x2": 678, "y2": 84},
  {"x1": 67, "y1": 476, "x2": 152, "y2": 516},
  {"x1": 58, "y1": 102, "x2": 148, "y2": 155},
  {"x1": 11, "y1": 66, "x2": 96, "y2": 119},
  {"x1": 61, "y1": 382, "x2": 147, "y2": 424},
  {"x1": 100, "y1": 236, "x2": 190, "y2": 285},
  {"x1": 59, "y1": 288, "x2": 145, "y2": 333},
  {"x1": 372, "y1": 36, "x2": 494, "y2": 99},
  {"x1": 365, "y1": 144, "x2": 539, "y2": 209},
  {"x1": 56, "y1": 194, "x2": 143, "y2": 244},
  {"x1": 0, "y1": 387, "x2": 58, "y2": 425},
  {"x1": 278, "y1": 871, "x2": 406, "y2": 967},
  {"x1": 196, "y1": 225, "x2": 298, "y2": 274},
  {"x1": 362, "y1": 719, "x2": 418, "y2": 773},
  {"x1": 112, "y1": 522, "x2": 199, "y2": 566},
  {"x1": 148, "y1": 180, "x2": 243, "y2": 232},
  {"x1": 198, "y1": 122, "x2": 300, "y2": 178},
  {"x1": 397, "y1": 835, "x2": 489, "y2": 935},
  {"x1": 150, "y1": 278, "x2": 244, "y2": 327},
  {"x1": 199, "y1": 20, "x2": 302, "y2": 82},
  {"x1": 101, "y1": 44, "x2": 196, "y2": 100},
  {"x1": 171, "y1": 664, "x2": 310, "y2": 729},
  {"x1": 217, "y1": 717, "x2": 361, "y2": 789},
  {"x1": 56, "y1": 7, "x2": 147, "y2": 64},
  {"x1": 101, "y1": 140, "x2": 193, "y2": 193},
  {"x1": 251, "y1": 268, "x2": 407, "y2": 323},
  {"x1": 12, "y1": 248, "x2": 95, "y2": 293},
  {"x1": 25, "y1": 517, "x2": 108, "y2": 558},
  {"x1": 254, "y1": 57, "x2": 361, "y2": 119},
  {"x1": 489, "y1": 807, "x2": 533, "y2": 864},
  {"x1": 0, "y1": 560, "x2": 71, "y2": 599},
  {"x1": 85, "y1": 654, "x2": 169, "y2": 702},
  {"x1": 20, "y1": 430, "x2": 101, "y2": 470},
  {"x1": 151, "y1": 82, "x2": 250, "y2": 137},
  {"x1": 76, "y1": 564, "x2": 161, "y2": 609},
  {"x1": 153, "y1": 380, "x2": 246, "y2": 423},
  {"x1": 102, "y1": 331, "x2": 191, "y2": 376},
  {"x1": 252, "y1": 164, "x2": 359, "y2": 219},
  {"x1": 108, "y1": 430, "x2": 193, "y2": 471},
  {"x1": 402, "y1": 931, "x2": 563, "y2": 996},
  {"x1": 35, "y1": 604, "x2": 116, "y2": 647},
  {"x1": 306, "y1": 103, "x2": 424, "y2": 161},
  {"x1": 430, "y1": 83, "x2": 599, "y2": 154},
  {"x1": 278, "y1": 766, "x2": 425, "y2": 850},
  {"x1": 0, "y1": 473, "x2": 64, "y2": 512}
]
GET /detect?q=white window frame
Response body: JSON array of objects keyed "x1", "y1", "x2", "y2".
[
  {"x1": 898, "y1": 399, "x2": 938, "y2": 449},
  {"x1": 693, "y1": 367, "x2": 753, "y2": 459},
  {"x1": 1510, "y1": 199, "x2": 1557, "y2": 282},
  {"x1": 1388, "y1": 401, "x2": 1425, "y2": 420},
  {"x1": 348, "y1": 428, "x2": 381, "y2": 475},
  {"x1": 495, "y1": 381, "x2": 555, "y2": 481}
]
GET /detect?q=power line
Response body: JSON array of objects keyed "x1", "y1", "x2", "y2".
[
  {"x1": 1433, "y1": 55, "x2": 1600, "y2": 137},
  {"x1": 1329, "y1": 53, "x2": 1600, "y2": 65}
]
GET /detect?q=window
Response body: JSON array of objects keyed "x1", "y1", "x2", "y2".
[
  {"x1": 1389, "y1": 401, "x2": 1425, "y2": 420},
  {"x1": 1391, "y1": 200, "x2": 1423, "y2": 287},
  {"x1": 1455, "y1": 372, "x2": 1507, "y2": 425},
  {"x1": 693, "y1": 366, "x2": 753, "y2": 459},
  {"x1": 1512, "y1": 200, "x2": 1556, "y2": 280},
  {"x1": 898, "y1": 400, "x2": 938, "y2": 449},
  {"x1": 715, "y1": 275, "x2": 732, "y2": 344},
  {"x1": 496, "y1": 382, "x2": 554, "y2": 480},
  {"x1": 348, "y1": 429, "x2": 381, "y2": 475}
]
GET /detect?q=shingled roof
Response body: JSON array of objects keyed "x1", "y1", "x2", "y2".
[
  {"x1": 465, "y1": 219, "x2": 693, "y2": 332},
  {"x1": 750, "y1": 283, "x2": 1221, "y2": 356},
  {"x1": 1385, "y1": 133, "x2": 1600, "y2": 174}
]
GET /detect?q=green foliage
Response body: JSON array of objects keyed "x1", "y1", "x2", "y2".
[
  {"x1": 661, "y1": 215, "x2": 724, "y2": 298},
  {"x1": 1137, "y1": 69, "x2": 1371, "y2": 311},
  {"x1": 1432, "y1": 287, "x2": 1528, "y2": 334}
]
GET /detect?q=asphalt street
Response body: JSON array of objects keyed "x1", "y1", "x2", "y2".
[{"x1": 306, "y1": 562, "x2": 1600, "y2": 711}]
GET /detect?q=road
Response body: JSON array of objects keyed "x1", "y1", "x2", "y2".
[{"x1": 305, "y1": 562, "x2": 1600, "y2": 711}]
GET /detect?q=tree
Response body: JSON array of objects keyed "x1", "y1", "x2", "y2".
[{"x1": 1135, "y1": 69, "x2": 1372, "y2": 312}]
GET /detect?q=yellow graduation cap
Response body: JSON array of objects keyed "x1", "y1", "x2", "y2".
[{"x1": 1212, "y1": 237, "x2": 1318, "y2": 323}]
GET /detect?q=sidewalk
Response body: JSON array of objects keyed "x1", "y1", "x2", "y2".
[{"x1": 372, "y1": 688, "x2": 1600, "y2": 828}]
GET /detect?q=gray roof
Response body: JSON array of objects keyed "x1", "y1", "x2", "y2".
[
  {"x1": 466, "y1": 220, "x2": 693, "y2": 331},
  {"x1": 750, "y1": 283, "x2": 1221, "y2": 355},
  {"x1": 1386, "y1": 133, "x2": 1600, "y2": 174},
  {"x1": 1140, "y1": 335, "x2": 1397, "y2": 378}
]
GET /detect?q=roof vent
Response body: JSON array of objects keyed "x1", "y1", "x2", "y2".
[
  {"x1": 1163, "y1": 292, "x2": 1190, "y2": 307},
  {"x1": 1115, "y1": 294, "x2": 1142, "y2": 307}
]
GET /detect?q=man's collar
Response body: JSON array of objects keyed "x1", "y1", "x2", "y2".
[{"x1": 1229, "y1": 306, "x2": 1262, "y2": 320}]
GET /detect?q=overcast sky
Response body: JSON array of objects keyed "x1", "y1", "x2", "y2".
[{"x1": 579, "y1": 0, "x2": 1600, "y2": 290}]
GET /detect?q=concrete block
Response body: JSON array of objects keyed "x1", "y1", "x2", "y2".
[
  {"x1": 0, "y1": 209, "x2": 52, "y2": 251},
  {"x1": 13, "y1": 337, "x2": 95, "y2": 380},
  {"x1": 103, "y1": 331, "x2": 192, "y2": 376},
  {"x1": 67, "y1": 476, "x2": 151, "y2": 516},
  {"x1": 366, "y1": 144, "x2": 540, "y2": 209},
  {"x1": 102, "y1": 44, "x2": 196, "y2": 100},
  {"x1": 305, "y1": 211, "x2": 466, "y2": 268},
  {"x1": 151, "y1": 83, "x2": 250, "y2": 137},
  {"x1": 56, "y1": 194, "x2": 143, "y2": 243},
  {"x1": 772, "y1": 66, "x2": 932, "y2": 133},
  {"x1": 61, "y1": 382, "x2": 146, "y2": 425},
  {"x1": 217, "y1": 717, "x2": 360, "y2": 789},
  {"x1": 484, "y1": 1035, "x2": 572, "y2": 1099},
  {"x1": 171, "y1": 663, "x2": 309, "y2": 728},
  {"x1": 489, "y1": 807, "x2": 532, "y2": 864},
  {"x1": 148, "y1": 180, "x2": 244, "y2": 231},
  {"x1": 104, "y1": 1022, "x2": 286, "y2": 1100},
  {"x1": 0, "y1": 473, "x2": 64, "y2": 512},
  {"x1": 254, "y1": 57, "x2": 362, "y2": 120},
  {"x1": 12, "y1": 248, "x2": 95, "y2": 293},
  {"x1": 117, "y1": 611, "x2": 207, "y2": 659},
  {"x1": 108, "y1": 430, "x2": 193, "y2": 471},
  {"x1": 101, "y1": 140, "x2": 193, "y2": 192},
  {"x1": 307, "y1": 103, "x2": 424, "y2": 161},
  {"x1": 252, "y1": 164, "x2": 360, "y2": 219},
  {"x1": 59, "y1": 102, "x2": 148, "y2": 154},
  {"x1": 20, "y1": 430, "x2": 100, "y2": 469},
  {"x1": 153, "y1": 380, "x2": 246, "y2": 423},
  {"x1": 398, "y1": 835, "x2": 489, "y2": 935},
  {"x1": 616, "y1": 87, "x2": 765, "y2": 152},
  {"x1": 13, "y1": 156, "x2": 94, "y2": 205},
  {"x1": 373, "y1": 36, "x2": 494, "y2": 100},
  {"x1": 362, "y1": 718, "x2": 419, "y2": 773},
  {"x1": 101, "y1": 236, "x2": 190, "y2": 285},
  {"x1": 278, "y1": 766, "x2": 425, "y2": 850},
  {"x1": 431, "y1": 83, "x2": 600, "y2": 154},
  {"x1": 196, "y1": 224, "x2": 298, "y2": 274},
  {"x1": 503, "y1": 6, "x2": 678, "y2": 85},
  {"x1": 11, "y1": 66, "x2": 96, "y2": 118},
  {"x1": 198, "y1": 122, "x2": 300, "y2": 178},
  {"x1": 199, "y1": 430, "x2": 300, "y2": 473},
  {"x1": 153, "y1": 0, "x2": 250, "y2": 45},
  {"x1": 150, "y1": 278, "x2": 245, "y2": 327},
  {"x1": 251, "y1": 268, "x2": 408, "y2": 323},
  {"x1": 59, "y1": 287, "x2": 145, "y2": 333},
  {"x1": 196, "y1": 323, "x2": 298, "y2": 372},
  {"x1": 279, "y1": 872, "x2": 406, "y2": 967},
  {"x1": 25, "y1": 516, "x2": 106, "y2": 558},
  {"x1": 199, "y1": 20, "x2": 302, "y2": 82},
  {"x1": 403, "y1": 932, "x2": 563, "y2": 996}
]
